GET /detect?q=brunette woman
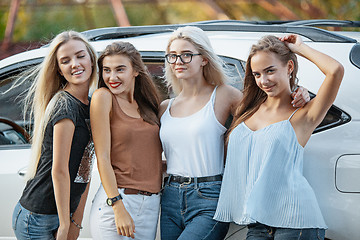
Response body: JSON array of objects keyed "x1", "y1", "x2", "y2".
[
  {"x1": 89, "y1": 41, "x2": 162, "y2": 240},
  {"x1": 214, "y1": 35, "x2": 343, "y2": 240}
]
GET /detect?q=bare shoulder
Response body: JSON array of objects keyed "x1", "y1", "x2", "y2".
[
  {"x1": 159, "y1": 98, "x2": 171, "y2": 118},
  {"x1": 216, "y1": 84, "x2": 243, "y2": 104},
  {"x1": 91, "y1": 88, "x2": 113, "y2": 114},
  {"x1": 92, "y1": 88, "x2": 112, "y2": 104}
]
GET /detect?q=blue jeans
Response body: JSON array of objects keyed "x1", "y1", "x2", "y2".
[
  {"x1": 160, "y1": 177, "x2": 229, "y2": 240},
  {"x1": 247, "y1": 223, "x2": 325, "y2": 240},
  {"x1": 12, "y1": 202, "x2": 59, "y2": 240}
]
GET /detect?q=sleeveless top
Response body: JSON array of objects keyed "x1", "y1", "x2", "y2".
[
  {"x1": 160, "y1": 87, "x2": 227, "y2": 177},
  {"x1": 214, "y1": 109, "x2": 327, "y2": 229},
  {"x1": 110, "y1": 94, "x2": 162, "y2": 193}
]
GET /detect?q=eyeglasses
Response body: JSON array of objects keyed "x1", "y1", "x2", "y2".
[{"x1": 165, "y1": 53, "x2": 201, "y2": 64}]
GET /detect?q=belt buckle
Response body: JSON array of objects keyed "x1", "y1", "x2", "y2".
[
  {"x1": 139, "y1": 190, "x2": 151, "y2": 196},
  {"x1": 181, "y1": 176, "x2": 192, "y2": 186}
]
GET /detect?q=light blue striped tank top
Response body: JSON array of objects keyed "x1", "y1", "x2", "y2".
[{"x1": 214, "y1": 109, "x2": 327, "y2": 229}]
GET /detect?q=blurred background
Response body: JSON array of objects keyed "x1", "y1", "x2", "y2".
[{"x1": 1, "y1": 0, "x2": 360, "y2": 59}]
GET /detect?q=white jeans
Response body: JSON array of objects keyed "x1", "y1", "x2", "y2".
[{"x1": 90, "y1": 184, "x2": 160, "y2": 240}]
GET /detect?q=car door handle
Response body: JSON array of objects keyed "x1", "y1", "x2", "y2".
[{"x1": 18, "y1": 167, "x2": 27, "y2": 177}]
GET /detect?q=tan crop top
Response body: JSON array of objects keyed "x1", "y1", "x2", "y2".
[{"x1": 110, "y1": 94, "x2": 162, "y2": 193}]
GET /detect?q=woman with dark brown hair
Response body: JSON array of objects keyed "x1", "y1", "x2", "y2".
[{"x1": 89, "y1": 41, "x2": 162, "y2": 240}]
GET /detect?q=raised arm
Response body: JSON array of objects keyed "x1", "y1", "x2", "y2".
[
  {"x1": 281, "y1": 34, "x2": 344, "y2": 141},
  {"x1": 90, "y1": 88, "x2": 135, "y2": 239}
]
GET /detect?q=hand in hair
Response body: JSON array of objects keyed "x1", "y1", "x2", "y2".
[{"x1": 279, "y1": 34, "x2": 304, "y2": 56}]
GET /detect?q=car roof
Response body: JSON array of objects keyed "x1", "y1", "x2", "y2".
[
  {"x1": 1, "y1": 20, "x2": 360, "y2": 119},
  {"x1": 82, "y1": 21, "x2": 357, "y2": 43},
  {"x1": 2, "y1": 20, "x2": 359, "y2": 68}
]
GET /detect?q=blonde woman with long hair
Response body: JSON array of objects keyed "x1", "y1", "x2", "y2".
[
  {"x1": 12, "y1": 30, "x2": 97, "y2": 240},
  {"x1": 159, "y1": 26, "x2": 309, "y2": 240}
]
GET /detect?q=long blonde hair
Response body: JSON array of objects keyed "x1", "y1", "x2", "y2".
[
  {"x1": 164, "y1": 26, "x2": 229, "y2": 95},
  {"x1": 228, "y1": 35, "x2": 298, "y2": 138},
  {"x1": 22, "y1": 31, "x2": 98, "y2": 180}
]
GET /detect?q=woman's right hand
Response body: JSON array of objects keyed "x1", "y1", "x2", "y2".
[
  {"x1": 113, "y1": 202, "x2": 136, "y2": 239},
  {"x1": 279, "y1": 34, "x2": 305, "y2": 57}
]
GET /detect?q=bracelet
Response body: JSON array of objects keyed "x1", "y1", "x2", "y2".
[{"x1": 71, "y1": 218, "x2": 83, "y2": 230}]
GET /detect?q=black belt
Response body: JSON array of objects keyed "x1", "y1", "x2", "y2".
[{"x1": 165, "y1": 174, "x2": 222, "y2": 184}]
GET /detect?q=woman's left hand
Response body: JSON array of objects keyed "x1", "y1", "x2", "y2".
[
  {"x1": 66, "y1": 223, "x2": 80, "y2": 240},
  {"x1": 55, "y1": 225, "x2": 69, "y2": 240},
  {"x1": 291, "y1": 86, "x2": 310, "y2": 108}
]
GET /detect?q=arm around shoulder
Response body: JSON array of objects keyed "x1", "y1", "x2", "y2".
[{"x1": 282, "y1": 35, "x2": 344, "y2": 126}]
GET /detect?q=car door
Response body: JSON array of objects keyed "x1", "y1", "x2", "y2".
[{"x1": 0, "y1": 62, "x2": 34, "y2": 238}]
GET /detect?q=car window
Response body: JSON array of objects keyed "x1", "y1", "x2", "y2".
[
  {"x1": 0, "y1": 53, "x2": 350, "y2": 146},
  {"x1": 0, "y1": 70, "x2": 32, "y2": 122},
  {"x1": 143, "y1": 55, "x2": 246, "y2": 100},
  {"x1": 313, "y1": 104, "x2": 351, "y2": 133}
]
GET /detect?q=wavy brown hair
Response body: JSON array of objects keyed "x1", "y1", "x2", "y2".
[
  {"x1": 98, "y1": 41, "x2": 160, "y2": 125},
  {"x1": 228, "y1": 35, "x2": 299, "y2": 138}
]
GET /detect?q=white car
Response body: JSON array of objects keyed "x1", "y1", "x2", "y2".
[{"x1": 0, "y1": 20, "x2": 359, "y2": 240}]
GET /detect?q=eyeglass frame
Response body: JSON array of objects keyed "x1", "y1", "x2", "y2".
[{"x1": 165, "y1": 53, "x2": 202, "y2": 64}]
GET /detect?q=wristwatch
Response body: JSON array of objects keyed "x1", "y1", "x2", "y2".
[{"x1": 106, "y1": 194, "x2": 122, "y2": 206}]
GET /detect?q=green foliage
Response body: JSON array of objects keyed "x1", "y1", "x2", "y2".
[
  {"x1": 162, "y1": 2, "x2": 215, "y2": 24},
  {"x1": 1, "y1": 0, "x2": 360, "y2": 43},
  {"x1": 125, "y1": 4, "x2": 165, "y2": 26},
  {"x1": 2, "y1": 3, "x2": 117, "y2": 42},
  {"x1": 0, "y1": 9, "x2": 7, "y2": 40}
]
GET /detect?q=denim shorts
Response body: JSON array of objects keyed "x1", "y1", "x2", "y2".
[
  {"x1": 160, "y1": 177, "x2": 229, "y2": 240},
  {"x1": 247, "y1": 222, "x2": 325, "y2": 240},
  {"x1": 12, "y1": 202, "x2": 59, "y2": 240}
]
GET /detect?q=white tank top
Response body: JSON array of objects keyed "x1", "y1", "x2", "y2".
[{"x1": 160, "y1": 87, "x2": 227, "y2": 177}]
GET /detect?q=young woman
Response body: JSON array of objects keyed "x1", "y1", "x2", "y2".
[
  {"x1": 214, "y1": 35, "x2": 344, "y2": 240},
  {"x1": 159, "y1": 26, "x2": 309, "y2": 240},
  {"x1": 89, "y1": 42, "x2": 162, "y2": 240},
  {"x1": 12, "y1": 31, "x2": 98, "y2": 240}
]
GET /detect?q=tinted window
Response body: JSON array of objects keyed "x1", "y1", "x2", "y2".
[
  {"x1": 0, "y1": 54, "x2": 350, "y2": 136},
  {"x1": 0, "y1": 69, "x2": 32, "y2": 122}
]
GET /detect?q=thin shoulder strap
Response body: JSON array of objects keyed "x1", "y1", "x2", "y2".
[
  {"x1": 288, "y1": 108, "x2": 300, "y2": 120},
  {"x1": 210, "y1": 86, "x2": 218, "y2": 104},
  {"x1": 166, "y1": 98, "x2": 175, "y2": 112}
]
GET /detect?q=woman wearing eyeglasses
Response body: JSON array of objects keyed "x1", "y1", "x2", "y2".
[{"x1": 159, "y1": 26, "x2": 310, "y2": 240}]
